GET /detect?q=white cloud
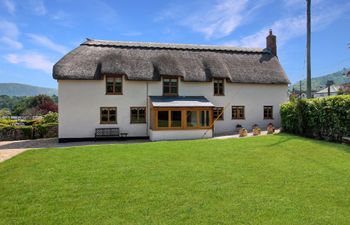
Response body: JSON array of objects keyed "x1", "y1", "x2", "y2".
[
  {"x1": 227, "y1": 1, "x2": 350, "y2": 48},
  {"x1": 0, "y1": 36, "x2": 22, "y2": 49},
  {"x1": 30, "y1": 0, "x2": 46, "y2": 15},
  {"x1": 156, "y1": 0, "x2": 272, "y2": 40},
  {"x1": 0, "y1": 20, "x2": 22, "y2": 49},
  {"x1": 4, "y1": 53, "x2": 53, "y2": 73},
  {"x1": 2, "y1": 0, "x2": 15, "y2": 14},
  {"x1": 191, "y1": 0, "x2": 248, "y2": 39},
  {"x1": 0, "y1": 20, "x2": 19, "y2": 38},
  {"x1": 226, "y1": 16, "x2": 305, "y2": 48},
  {"x1": 27, "y1": 33, "x2": 68, "y2": 54}
]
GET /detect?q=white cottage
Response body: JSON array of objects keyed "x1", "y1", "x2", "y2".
[{"x1": 53, "y1": 30, "x2": 290, "y2": 142}]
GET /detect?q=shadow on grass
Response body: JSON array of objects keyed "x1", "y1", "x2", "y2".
[
  {"x1": 273, "y1": 133, "x2": 350, "y2": 154},
  {"x1": 0, "y1": 138, "x2": 150, "y2": 150}
]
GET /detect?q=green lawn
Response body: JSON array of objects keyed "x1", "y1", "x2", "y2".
[{"x1": 0, "y1": 134, "x2": 349, "y2": 225}]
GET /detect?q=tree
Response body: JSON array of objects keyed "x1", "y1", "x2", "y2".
[
  {"x1": 0, "y1": 108, "x2": 11, "y2": 118},
  {"x1": 26, "y1": 95, "x2": 58, "y2": 115},
  {"x1": 338, "y1": 84, "x2": 350, "y2": 95}
]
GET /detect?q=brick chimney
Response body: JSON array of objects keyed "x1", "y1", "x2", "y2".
[{"x1": 266, "y1": 29, "x2": 277, "y2": 56}]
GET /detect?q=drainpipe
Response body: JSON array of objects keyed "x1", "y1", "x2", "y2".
[{"x1": 146, "y1": 81, "x2": 149, "y2": 136}]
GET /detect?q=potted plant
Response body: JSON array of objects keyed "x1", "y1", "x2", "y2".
[
  {"x1": 267, "y1": 123, "x2": 274, "y2": 134},
  {"x1": 239, "y1": 128, "x2": 248, "y2": 137},
  {"x1": 253, "y1": 127, "x2": 261, "y2": 136}
]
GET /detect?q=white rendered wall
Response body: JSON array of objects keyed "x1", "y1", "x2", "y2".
[
  {"x1": 58, "y1": 77, "x2": 150, "y2": 138},
  {"x1": 149, "y1": 129, "x2": 212, "y2": 141},
  {"x1": 179, "y1": 80, "x2": 289, "y2": 135},
  {"x1": 58, "y1": 76, "x2": 288, "y2": 139}
]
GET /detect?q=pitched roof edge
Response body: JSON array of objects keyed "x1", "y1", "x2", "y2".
[{"x1": 81, "y1": 39, "x2": 266, "y2": 53}]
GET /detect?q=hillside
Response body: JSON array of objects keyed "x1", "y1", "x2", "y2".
[
  {"x1": 0, "y1": 83, "x2": 57, "y2": 96},
  {"x1": 291, "y1": 69, "x2": 350, "y2": 91}
]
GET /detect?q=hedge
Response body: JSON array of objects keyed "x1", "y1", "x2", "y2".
[
  {"x1": 0, "y1": 123, "x2": 58, "y2": 141},
  {"x1": 280, "y1": 95, "x2": 350, "y2": 142}
]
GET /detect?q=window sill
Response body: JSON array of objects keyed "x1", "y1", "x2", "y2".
[
  {"x1": 214, "y1": 94, "x2": 225, "y2": 96},
  {"x1": 130, "y1": 122, "x2": 146, "y2": 124},
  {"x1": 100, "y1": 122, "x2": 118, "y2": 124},
  {"x1": 106, "y1": 93, "x2": 123, "y2": 95},
  {"x1": 232, "y1": 118, "x2": 245, "y2": 120},
  {"x1": 153, "y1": 127, "x2": 212, "y2": 130},
  {"x1": 163, "y1": 94, "x2": 178, "y2": 96}
]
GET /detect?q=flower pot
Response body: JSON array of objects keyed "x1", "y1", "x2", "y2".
[
  {"x1": 239, "y1": 128, "x2": 248, "y2": 137},
  {"x1": 253, "y1": 127, "x2": 261, "y2": 136}
]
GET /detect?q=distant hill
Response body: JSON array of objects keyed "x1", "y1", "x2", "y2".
[
  {"x1": 0, "y1": 83, "x2": 57, "y2": 96},
  {"x1": 290, "y1": 68, "x2": 350, "y2": 92}
]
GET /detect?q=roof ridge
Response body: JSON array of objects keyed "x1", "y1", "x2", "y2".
[{"x1": 81, "y1": 39, "x2": 266, "y2": 53}]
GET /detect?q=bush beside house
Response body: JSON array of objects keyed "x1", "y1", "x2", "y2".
[
  {"x1": 280, "y1": 95, "x2": 350, "y2": 142},
  {"x1": 0, "y1": 112, "x2": 58, "y2": 141}
]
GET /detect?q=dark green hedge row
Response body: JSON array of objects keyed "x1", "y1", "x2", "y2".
[
  {"x1": 0, "y1": 123, "x2": 58, "y2": 140},
  {"x1": 280, "y1": 95, "x2": 350, "y2": 142}
]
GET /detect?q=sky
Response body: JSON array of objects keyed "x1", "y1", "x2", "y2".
[{"x1": 0, "y1": 0, "x2": 349, "y2": 89}]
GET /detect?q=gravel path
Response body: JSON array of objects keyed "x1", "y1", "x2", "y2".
[{"x1": 0, "y1": 138, "x2": 149, "y2": 163}]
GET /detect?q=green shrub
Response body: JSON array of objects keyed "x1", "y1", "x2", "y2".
[
  {"x1": 35, "y1": 124, "x2": 48, "y2": 138},
  {"x1": 280, "y1": 95, "x2": 350, "y2": 141},
  {"x1": 0, "y1": 119, "x2": 16, "y2": 126},
  {"x1": 16, "y1": 126, "x2": 33, "y2": 139},
  {"x1": 42, "y1": 112, "x2": 58, "y2": 124}
]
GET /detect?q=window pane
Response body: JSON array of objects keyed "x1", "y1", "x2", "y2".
[
  {"x1": 109, "y1": 114, "x2": 116, "y2": 122},
  {"x1": 163, "y1": 78, "x2": 177, "y2": 95},
  {"x1": 171, "y1": 86, "x2": 177, "y2": 94},
  {"x1": 131, "y1": 108, "x2": 146, "y2": 123},
  {"x1": 109, "y1": 108, "x2": 116, "y2": 122},
  {"x1": 171, "y1": 79, "x2": 177, "y2": 85},
  {"x1": 187, "y1": 111, "x2": 197, "y2": 127},
  {"x1": 106, "y1": 81, "x2": 114, "y2": 93},
  {"x1": 213, "y1": 107, "x2": 223, "y2": 120},
  {"x1": 264, "y1": 106, "x2": 273, "y2": 119},
  {"x1": 138, "y1": 108, "x2": 146, "y2": 122},
  {"x1": 158, "y1": 111, "x2": 169, "y2": 127},
  {"x1": 131, "y1": 108, "x2": 138, "y2": 122},
  {"x1": 171, "y1": 111, "x2": 182, "y2": 127},
  {"x1": 163, "y1": 85, "x2": 170, "y2": 94},
  {"x1": 214, "y1": 79, "x2": 224, "y2": 95},
  {"x1": 200, "y1": 110, "x2": 209, "y2": 127},
  {"x1": 115, "y1": 83, "x2": 122, "y2": 93},
  {"x1": 101, "y1": 109, "x2": 109, "y2": 122},
  {"x1": 101, "y1": 108, "x2": 109, "y2": 123},
  {"x1": 232, "y1": 106, "x2": 244, "y2": 119}
]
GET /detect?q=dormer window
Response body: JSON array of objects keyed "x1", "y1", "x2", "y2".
[
  {"x1": 106, "y1": 76, "x2": 122, "y2": 95},
  {"x1": 214, "y1": 79, "x2": 224, "y2": 96},
  {"x1": 163, "y1": 77, "x2": 178, "y2": 96}
]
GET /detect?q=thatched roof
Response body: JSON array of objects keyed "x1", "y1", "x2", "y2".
[{"x1": 53, "y1": 39, "x2": 290, "y2": 84}]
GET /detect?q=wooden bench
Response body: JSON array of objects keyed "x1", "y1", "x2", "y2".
[
  {"x1": 95, "y1": 128, "x2": 121, "y2": 141},
  {"x1": 342, "y1": 137, "x2": 350, "y2": 145}
]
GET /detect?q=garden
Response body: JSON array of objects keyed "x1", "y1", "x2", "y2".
[
  {"x1": 0, "y1": 112, "x2": 58, "y2": 140},
  {"x1": 0, "y1": 134, "x2": 349, "y2": 225}
]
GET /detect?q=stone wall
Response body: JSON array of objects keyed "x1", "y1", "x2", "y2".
[{"x1": 0, "y1": 124, "x2": 58, "y2": 141}]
